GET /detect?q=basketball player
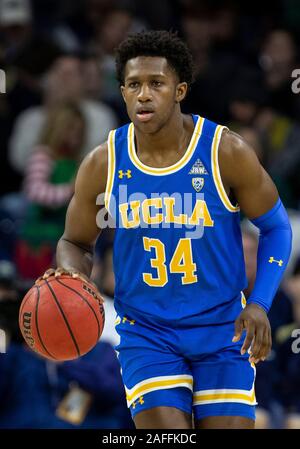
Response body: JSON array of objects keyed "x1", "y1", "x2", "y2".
[{"x1": 42, "y1": 31, "x2": 292, "y2": 429}]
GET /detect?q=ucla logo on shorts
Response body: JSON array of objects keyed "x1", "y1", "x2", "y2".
[{"x1": 192, "y1": 178, "x2": 204, "y2": 192}]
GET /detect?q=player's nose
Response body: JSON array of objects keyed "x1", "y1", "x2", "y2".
[{"x1": 137, "y1": 83, "x2": 152, "y2": 102}]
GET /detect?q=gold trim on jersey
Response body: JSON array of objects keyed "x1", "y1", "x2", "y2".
[
  {"x1": 125, "y1": 375, "x2": 193, "y2": 407},
  {"x1": 127, "y1": 116, "x2": 205, "y2": 176},
  {"x1": 211, "y1": 125, "x2": 240, "y2": 213},
  {"x1": 104, "y1": 129, "x2": 116, "y2": 215},
  {"x1": 193, "y1": 385, "x2": 257, "y2": 406}
]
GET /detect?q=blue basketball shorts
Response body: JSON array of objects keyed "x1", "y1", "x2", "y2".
[{"x1": 114, "y1": 294, "x2": 257, "y2": 422}]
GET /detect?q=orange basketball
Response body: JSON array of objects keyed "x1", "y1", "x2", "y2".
[{"x1": 18, "y1": 275, "x2": 105, "y2": 361}]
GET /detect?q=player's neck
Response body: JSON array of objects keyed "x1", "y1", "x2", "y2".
[{"x1": 134, "y1": 110, "x2": 192, "y2": 158}]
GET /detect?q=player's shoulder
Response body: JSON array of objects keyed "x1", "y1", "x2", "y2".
[
  {"x1": 82, "y1": 121, "x2": 130, "y2": 180},
  {"x1": 82, "y1": 141, "x2": 108, "y2": 173},
  {"x1": 219, "y1": 128, "x2": 262, "y2": 188},
  {"x1": 220, "y1": 129, "x2": 250, "y2": 158},
  {"x1": 219, "y1": 128, "x2": 258, "y2": 169},
  {"x1": 76, "y1": 141, "x2": 109, "y2": 195},
  {"x1": 192, "y1": 114, "x2": 252, "y2": 159}
]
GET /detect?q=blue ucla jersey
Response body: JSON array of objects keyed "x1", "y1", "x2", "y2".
[{"x1": 105, "y1": 114, "x2": 247, "y2": 326}]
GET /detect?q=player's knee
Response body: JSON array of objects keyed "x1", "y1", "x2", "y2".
[
  {"x1": 255, "y1": 408, "x2": 271, "y2": 429},
  {"x1": 134, "y1": 406, "x2": 192, "y2": 429}
]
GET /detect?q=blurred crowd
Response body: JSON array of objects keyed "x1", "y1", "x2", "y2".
[{"x1": 0, "y1": 0, "x2": 300, "y2": 429}]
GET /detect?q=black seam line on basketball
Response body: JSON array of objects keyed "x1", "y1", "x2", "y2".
[
  {"x1": 55, "y1": 278, "x2": 101, "y2": 341},
  {"x1": 45, "y1": 279, "x2": 81, "y2": 357},
  {"x1": 35, "y1": 285, "x2": 57, "y2": 360},
  {"x1": 19, "y1": 285, "x2": 39, "y2": 318}
]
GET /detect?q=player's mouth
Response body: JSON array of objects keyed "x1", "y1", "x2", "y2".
[{"x1": 136, "y1": 109, "x2": 155, "y2": 122}]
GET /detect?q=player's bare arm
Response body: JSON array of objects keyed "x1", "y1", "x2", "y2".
[
  {"x1": 57, "y1": 143, "x2": 108, "y2": 273},
  {"x1": 40, "y1": 143, "x2": 108, "y2": 290},
  {"x1": 219, "y1": 130, "x2": 280, "y2": 364},
  {"x1": 220, "y1": 130, "x2": 279, "y2": 218}
]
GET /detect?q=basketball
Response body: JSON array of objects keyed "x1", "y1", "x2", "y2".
[{"x1": 18, "y1": 275, "x2": 105, "y2": 361}]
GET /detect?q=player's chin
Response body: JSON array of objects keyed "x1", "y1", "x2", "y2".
[{"x1": 133, "y1": 117, "x2": 161, "y2": 134}]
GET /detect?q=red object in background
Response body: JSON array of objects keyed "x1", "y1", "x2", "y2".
[
  {"x1": 14, "y1": 240, "x2": 54, "y2": 280},
  {"x1": 19, "y1": 275, "x2": 105, "y2": 361}
]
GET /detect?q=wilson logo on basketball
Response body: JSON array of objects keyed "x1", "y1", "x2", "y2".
[{"x1": 22, "y1": 312, "x2": 35, "y2": 347}]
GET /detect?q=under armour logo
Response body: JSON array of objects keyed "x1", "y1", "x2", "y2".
[
  {"x1": 132, "y1": 396, "x2": 144, "y2": 409},
  {"x1": 118, "y1": 169, "x2": 132, "y2": 179},
  {"x1": 122, "y1": 316, "x2": 135, "y2": 325},
  {"x1": 269, "y1": 257, "x2": 283, "y2": 267}
]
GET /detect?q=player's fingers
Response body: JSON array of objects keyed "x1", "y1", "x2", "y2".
[
  {"x1": 268, "y1": 326, "x2": 272, "y2": 354},
  {"x1": 260, "y1": 326, "x2": 272, "y2": 362},
  {"x1": 258, "y1": 324, "x2": 272, "y2": 362},
  {"x1": 35, "y1": 268, "x2": 56, "y2": 283},
  {"x1": 54, "y1": 268, "x2": 88, "y2": 283},
  {"x1": 51, "y1": 268, "x2": 104, "y2": 304},
  {"x1": 241, "y1": 322, "x2": 255, "y2": 355},
  {"x1": 44, "y1": 268, "x2": 56, "y2": 278},
  {"x1": 54, "y1": 267, "x2": 73, "y2": 277},
  {"x1": 232, "y1": 317, "x2": 244, "y2": 342},
  {"x1": 249, "y1": 325, "x2": 265, "y2": 363}
]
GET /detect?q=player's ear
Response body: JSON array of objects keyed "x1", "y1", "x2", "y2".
[
  {"x1": 175, "y1": 82, "x2": 188, "y2": 103},
  {"x1": 120, "y1": 85, "x2": 127, "y2": 103}
]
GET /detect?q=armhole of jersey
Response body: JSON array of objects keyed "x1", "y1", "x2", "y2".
[
  {"x1": 211, "y1": 125, "x2": 240, "y2": 213},
  {"x1": 104, "y1": 129, "x2": 116, "y2": 216}
]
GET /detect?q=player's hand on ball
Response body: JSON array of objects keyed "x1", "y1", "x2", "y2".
[
  {"x1": 21, "y1": 268, "x2": 106, "y2": 360},
  {"x1": 232, "y1": 303, "x2": 272, "y2": 364},
  {"x1": 37, "y1": 267, "x2": 89, "y2": 283},
  {"x1": 36, "y1": 267, "x2": 104, "y2": 305}
]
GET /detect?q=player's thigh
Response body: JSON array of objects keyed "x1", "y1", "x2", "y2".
[
  {"x1": 115, "y1": 314, "x2": 194, "y2": 425},
  {"x1": 191, "y1": 323, "x2": 257, "y2": 428},
  {"x1": 196, "y1": 415, "x2": 254, "y2": 429},
  {"x1": 134, "y1": 406, "x2": 193, "y2": 429}
]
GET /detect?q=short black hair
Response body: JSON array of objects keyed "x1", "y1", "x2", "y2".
[{"x1": 115, "y1": 30, "x2": 194, "y2": 88}]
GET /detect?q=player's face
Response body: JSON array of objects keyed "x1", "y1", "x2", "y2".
[{"x1": 121, "y1": 56, "x2": 187, "y2": 133}]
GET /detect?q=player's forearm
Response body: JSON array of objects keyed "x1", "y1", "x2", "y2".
[
  {"x1": 247, "y1": 199, "x2": 292, "y2": 313},
  {"x1": 56, "y1": 237, "x2": 94, "y2": 278}
]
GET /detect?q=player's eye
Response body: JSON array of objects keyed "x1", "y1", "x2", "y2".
[
  {"x1": 151, "y1": 80, "x2": 162, "y2": 87},
  {"x1": 128, "y1": 81, "x2": 139, "y2": 88}
]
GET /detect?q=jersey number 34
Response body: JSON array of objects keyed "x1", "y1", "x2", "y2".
[{"x1": 142, "y1": 237, "x2": 198, "y2": 287}]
